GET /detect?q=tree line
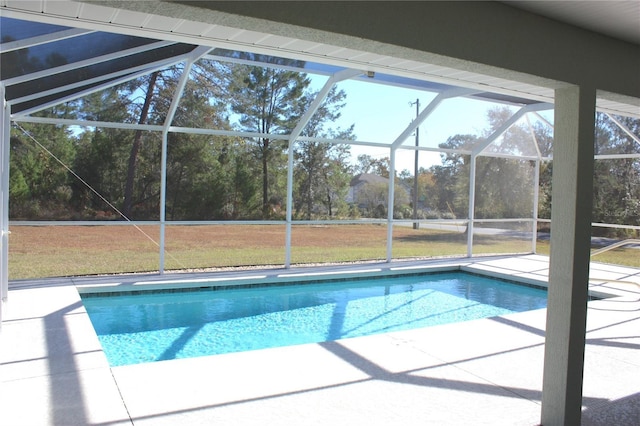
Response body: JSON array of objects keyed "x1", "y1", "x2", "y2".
[{"x1": 9, "y1": 58, "x2": 640, "y2": 237}]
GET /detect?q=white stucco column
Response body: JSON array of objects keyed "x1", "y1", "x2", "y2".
[{"x1": 541, "y1": 85, "x2": 595, "y2": 425}]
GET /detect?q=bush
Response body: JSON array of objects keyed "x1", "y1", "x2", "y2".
[{"x1": 441, "y1": 211, "x2": 457, "y2": 220}]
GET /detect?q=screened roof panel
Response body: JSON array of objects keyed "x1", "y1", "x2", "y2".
[
  {"x1": 1, "y1": 17, "x2": 202, "y2": 114},
  {"x1": 0, "y1": 16, "x2": 70, "y2": 42},
  {"x1": 12, "y1": 75, "x2": 133, "y2": 115},
  {"x1": 7, "y1": 43, "x2": 197, "y2": 100},
  {"x1": 1, "y1": 32, "x2": 161, "y2": 80},
  {"x1": 4, "y1": 12, "x2": 633, "y2": 128},
  {"x1": 0, "y1": 15, "x2": 551, "y2": 119}
]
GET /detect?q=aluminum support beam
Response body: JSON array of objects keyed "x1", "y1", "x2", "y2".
[
  {"x1": 594, "y1": 153, "x2": 640, "y2": 160},
  {"x1": 12, "y1": 55, "x2": 195, "y2": 118},
  {"x1": 526, "y1": 114, "x2": 542, "y2": 253},
  {"x1": 391, "y1": 88, "x2": 480, "y2": 149},
  {"x1": 386, "y1": 148, "x2": 396, "y2": 262},
  {"x1": 541, "y1": 85, "x2": 595, "y2": 426},
  {"x1": 472, "y1": 103, "x2": 552, "y2": 156},
  {"x1": 285, "y1": 138, "x2": 295, "y2": 268},
  {"x1": 1, "y1": 87, "x2": 9, "y2": 323},
  {"x1": 466, "y1": 154, "x2": 477, "y2": 257},
  {"x1": 285, "y1": 68, "x2": 363, "y2": 268},
  {"x1": 11, "y1": 115, "x2": 164, "y2": 131},
  {"x1": 2, "y1": 41, "x2": 175, "y2": 86},
  {"x1": 159, "y1": 129, "x2": 169, "y2": 274},
  {"x1": 158, "y1": 46, "x2": 211, "y2": 274},
  {"x1": 10, "y1": 55, "x2": 190, "y2": 111},
  {"x1": 533, "y1": 111, "x2": 554, "y2": 129},
  {"x1": 0, "y1": 28, "x2": 94, "y2": 53},
  {"x1": 532, "y1": 159, "x2": 541, "y2": 253},
  {"x1": 605, "y1": 112, "x2": 640, "y2": 146}
]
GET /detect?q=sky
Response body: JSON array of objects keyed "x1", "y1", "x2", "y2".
[{"x1": 308, "y1": 76, "x2": 532, "y2": 173}]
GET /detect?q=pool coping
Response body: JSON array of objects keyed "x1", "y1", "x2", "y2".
[
  {"x1": 2, "y1": 254, "x2": 640, "y2": 425},
  {"x1": 72, "y1": 254, "x2": 622, "y2": 303}
]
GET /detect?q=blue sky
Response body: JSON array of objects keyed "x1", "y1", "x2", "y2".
[{"x1": 317, "y1": 77, "x2": 507, "y2": 173}]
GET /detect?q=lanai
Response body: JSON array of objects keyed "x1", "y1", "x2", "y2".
[{"x1": 1, "y1": 2, "x2": 639, "y2": 424}]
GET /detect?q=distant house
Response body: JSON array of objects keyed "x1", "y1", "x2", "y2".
[
  {"x1": 348, "y1": 173, "x2": 410, "y2": 217},
  {"x1": 347, "y1": 173, "x2": 390, "y2": 205}
]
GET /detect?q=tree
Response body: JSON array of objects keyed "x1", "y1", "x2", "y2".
[
  {"x1": 9, "y1": 107, "x2": 77, "y2": 219},
  {"x1": 224, "y1": 64, "x2": 311, "y2": 218},
  {"x1": 431, "y1": 134, "x2": 475, "y2": 218},
  {"x1": 71, "y1": 83, "x2": 153, "y2": 219},
  {"x1": 429, "y1": 107, "x2": 539, "y2": 220},
  {"x1": 532, "y1": 121, "x2": 554, "y2": 220},
  {"x1": 416, "y1": 169, "x2": 439, "y2": 214},
  {"x1": 354, "y1": 154, "x2": 390, "y2": 177},
  {"x1": 293, "y1": 86, "x2": 355, "y2": 219},
  {"x1": 354, "y1": 178, "x2": 410, "y2": 219},
  {"x1": 123, "y1": 71, "x2": 159, "y2": 218},
  {"x1": 151, "y1": 67, "x2": 252, "y2": 220},
  {"x1": 591, "y1": 114, "x2": 640, "y2": 233}
]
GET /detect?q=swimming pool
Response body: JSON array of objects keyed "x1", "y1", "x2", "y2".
[{"x1": 82, "y1": 271, "x2": 547, "y2": 366}]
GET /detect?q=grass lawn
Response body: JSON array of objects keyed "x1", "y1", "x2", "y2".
[{"x1": 8, "y1": 223, "x2": 640, "y2": 279}]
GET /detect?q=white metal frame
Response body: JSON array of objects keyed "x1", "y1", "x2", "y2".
[
  {"x1": 1, "y1": 84, "x2": 9, "y2": 324},
  {"x1": 1, "y1": 20, "x2": 638, "y2": 294}
]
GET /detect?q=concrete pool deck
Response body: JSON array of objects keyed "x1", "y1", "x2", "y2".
[{"x1": 1, "y1": 254, "x2": 639, "y2": 425}]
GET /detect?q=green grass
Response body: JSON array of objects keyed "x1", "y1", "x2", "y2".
[{"x1": 8, "y1": 224, "x2": 639, "y2": 280}]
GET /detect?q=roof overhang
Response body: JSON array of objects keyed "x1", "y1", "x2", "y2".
[{"x1": 1, "y1": 0, "x2": 638, "y2": 118}]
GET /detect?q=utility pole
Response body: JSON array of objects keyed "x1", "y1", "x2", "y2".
[{"x1": 410, "y1": 99, "x2": 420, "y2": 229}]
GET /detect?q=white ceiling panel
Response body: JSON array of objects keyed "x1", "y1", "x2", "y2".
[
  {"x1": 304, "y1": 43, "x2": 347, "y2": 56},
  {"x1": 110, "y1": 8, "x2": 151, "y2": 28},
  {"x1": 76, "y1": 2, "x2": 116, "y2": 23},
  {"x1": 4, "y1": 0, "x2": 41, "y2": 13},
  {"x1": 142, "y1": 14, "x2": 178, "y2": 32},
  {"x1": 43, "y1": 0, "x2": 79, "y2": 17},
  {"x1": 284, "y1": 38, "x2": 327, "y2": 53},
  {"x1": 229, "y1": 29, "x2": 271, "y2": 45},
  {"x1": 201, "y1": 25, "x2": 244, "y2": 40},
  {"x1": 258, "y1": 34, "x2": 299, "y2": 49},
  {"x1": 596, "y1": 99, "x2": 640, "y2": 117},
  {"x1": 170, "y1": 19, "x2": 210, "y2": 36},
  {"x1": 348, "y1": 51, "x2": 382, "y2": 63}
]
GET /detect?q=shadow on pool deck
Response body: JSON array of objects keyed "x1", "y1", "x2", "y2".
[{"x1": 1, "y1": 255, "x2": 640, "y2": 425}]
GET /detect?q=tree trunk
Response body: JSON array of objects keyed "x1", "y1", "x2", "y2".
[{"x1": 123, "y1": 71, "x2": 159, "y2": 218}]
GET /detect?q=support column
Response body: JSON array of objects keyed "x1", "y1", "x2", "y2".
[
  {"x1": 159, "y1": 129, "x2": 168, "y2": 274},
  {"x1": 541, "y1": 85, "x2": 595, "y2": 425},
  {"x1": 386, "y1": 147, "x2": 396, "y2": 262},
  {"x1": 466, "y1": 154, "x2": 477, "y2": 257},
  {"x1": 1, "y1": 89, "x2": 10, "y2": 324},
  {"x1": 285, "y1": 138, "x2": 294, "y2": 268},
  {"x1": 532, "y1": 158, "x2": 541, "y2": 253}
]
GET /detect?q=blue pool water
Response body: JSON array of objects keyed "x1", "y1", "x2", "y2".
[{"x1": 82, "y1": 272, "x2": 547, "y2": 366}]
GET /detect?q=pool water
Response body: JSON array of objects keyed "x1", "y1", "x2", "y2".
[{"x1": 82, "y1": 272, "x2": 547, "y2": 366}]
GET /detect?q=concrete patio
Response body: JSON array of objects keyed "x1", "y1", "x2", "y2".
[{"x1": 1, "y1": 255, "x2": 639, "y2": 425}]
